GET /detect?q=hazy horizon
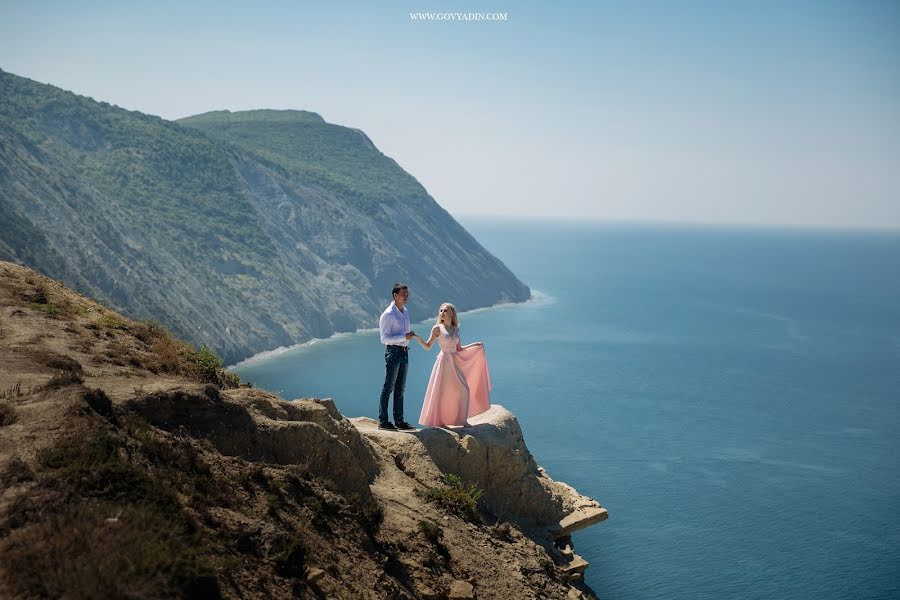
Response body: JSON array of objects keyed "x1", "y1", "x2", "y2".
[{"x1": 2, "y1": 0, "x2": 898, "y2": 230}]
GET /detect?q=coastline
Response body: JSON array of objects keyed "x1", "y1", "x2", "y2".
[{"x1": 228, "y1": 290, "x2": 555, "y2": 369}]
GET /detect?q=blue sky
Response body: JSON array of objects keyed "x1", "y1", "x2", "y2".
[{"x1": 1, "y1": 0, "x2": 898, "y2": 228}]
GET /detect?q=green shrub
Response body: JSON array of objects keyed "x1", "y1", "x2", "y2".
[
  {"x1": 181, "y1": 345, "x2": 239, "y2": 388},
  {"x1": 419, "y1": 473, "x2": 484, "y2": 522}
]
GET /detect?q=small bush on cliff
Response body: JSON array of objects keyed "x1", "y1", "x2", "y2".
[
  {"x1": 274, "y1": 537, "x2": 308, "y2": 579},
  {"x1": 25, "y1": 283, "x2": 48, "y2": 304},
  {"x1": 183, "y1": 345, "x2": 227, "y2": 384},
  {"x1": 419, "y1": 520, "x2": 450, "y2": 561},
  {"x1": 419, "y1": 520, "x2": 444, "y2": 545},
  {"x1": 0, "y1": 402, "x2": 18, "y2": 426},
  {"x1": 37, "y1": 369, "x2": 85, "y2": 391},
  {"x1": 419, "y1": 473, "x2": 484, "y2": 523}
]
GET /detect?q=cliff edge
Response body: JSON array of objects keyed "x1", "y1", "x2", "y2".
[{"x1": 0, "y1": 261, "x2": 605, "y2": 599}]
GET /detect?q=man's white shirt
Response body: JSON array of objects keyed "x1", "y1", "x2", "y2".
[{"x1": 379, "y1": 302, "x2": 410, "y2": 346}]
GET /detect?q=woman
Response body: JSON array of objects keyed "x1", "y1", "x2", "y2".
[{"x1": 414, "y1": 303, "x2": 491, "y2": 427}]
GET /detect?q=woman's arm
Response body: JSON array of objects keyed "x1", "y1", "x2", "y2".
[
  {"x1": 457, "y1": 330, "x2": 483, "y2": 352},
  {"x1": 415, "y1": 325, "x2": 442, "y2": 350}
]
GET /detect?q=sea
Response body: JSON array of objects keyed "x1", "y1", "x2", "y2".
[{"x1": 232, "y1": 217, "x2": 900, "y2": 599}]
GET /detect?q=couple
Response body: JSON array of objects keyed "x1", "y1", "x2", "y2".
[{"x1": 377, "y1": 283, "x2": 491, "y2": 431}]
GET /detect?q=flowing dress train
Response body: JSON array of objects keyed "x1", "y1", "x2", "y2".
[{"x1": 418, "y1": 325, "x2": 491, "y2": 427}]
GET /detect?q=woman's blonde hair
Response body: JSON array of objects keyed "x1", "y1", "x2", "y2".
[{"x1": 437, "y1": 303, "x2": 459, "y2": 327}]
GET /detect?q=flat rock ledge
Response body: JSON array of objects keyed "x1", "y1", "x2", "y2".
[{"x1": 350, "y1": 405, "x2": 607, "y2": 539}]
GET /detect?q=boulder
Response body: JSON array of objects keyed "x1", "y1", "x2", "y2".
[{"x1": 448, "y1": 579, "x2": 475, "y2": 599}]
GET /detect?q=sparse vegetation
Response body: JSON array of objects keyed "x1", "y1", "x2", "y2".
[
  {"x1": 98, "y1": 313, "x2": 128, "y2": 329},
  {"x1": 25, "y1": 284, "x2": 82, "y2": 319},
  {"x1": 491, "y1": 520, "x2": 514, "y2": 542},
  {"x1": 132, "y1": 319, "x2": 167, "y2": 343},
  {"x1": 7, "y1": 424, "x2": 222, "y2": 598},
  {"x1": 419, "y1": 519, "x2": 444, "y2": 545},
  {"x1": 27, "y1": 283, "x2": 49, "y2": 305},
  {"x1": 418, "y1": 473, "x2": 485, "y2": 522},
  {"x1": 364, "y1": 496, "x2": 384, "y2": 529},
  {"x1": 29, "y1": 301, "x2": 61, "y2": 317},
  {"x1": 3, "y1": 502, "x2": 220, "y2": 599},
  {"x1": 0, "y1": 402, "x2": 18, "y2": 426},
  {"x1": 37, "y1": 428, "x2": 121, "y2": 471},
  {"x1": 1, "y1": 458, "x2": 33, "y2": 486},
  {"x1": 91, "y1": 312, "x2": 240, "y2": 388},
  {"x1": 38, "y1": 369, "x2": 85, "y2": 391},
  {"x1": 122, "y1": 412, "x2": 230, "y2": 506},
  {"x1": 0, "y1": 381, "x2": 25, "y2": 400},
  {"x1": 274, "y1": 537, "x2": 308, "y2": 579},
  {"x1": 183, "y1": 344, "x2": 226, "y2": 383},
  {"x1": 84, "y1": 388, "x2": 116, "y2": 421}
]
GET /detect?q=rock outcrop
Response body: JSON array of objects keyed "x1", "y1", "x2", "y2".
[
  {"x1": 352, "y1": 406, "x2": 607, "y2": 589},
  {"x1": 353, "y1": 406, "x2": 607, "y2": 536}
]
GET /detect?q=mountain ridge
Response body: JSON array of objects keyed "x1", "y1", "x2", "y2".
[{"x1": 0, "y1": 68, "x2": 530, "y2": 364}]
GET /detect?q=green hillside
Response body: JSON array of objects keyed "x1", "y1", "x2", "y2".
[{"x1": 179, "y1": 109, "x2": 426, "y2": 203}]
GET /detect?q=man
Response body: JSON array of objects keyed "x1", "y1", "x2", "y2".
[{"x1": 378, "y1": 283, "x2": 416, "y2": 430}]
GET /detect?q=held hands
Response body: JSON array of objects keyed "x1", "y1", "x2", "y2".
[{"x1": 405, "y1": 331, "x2": 417, "y2": 341}]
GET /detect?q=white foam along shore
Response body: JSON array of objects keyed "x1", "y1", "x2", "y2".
[{"x1": 228, "y1": 290, "x2": 553, "y2": 369}]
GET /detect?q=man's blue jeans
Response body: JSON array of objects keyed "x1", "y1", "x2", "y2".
[{"x1": 379, "y1": 345, "x2": 408, "y2": 423}]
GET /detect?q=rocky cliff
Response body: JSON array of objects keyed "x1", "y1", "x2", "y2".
[
  {"x1": 0, "y1": 262, "x2": 605, "y2": 599},
  {"x1": 0, "y1": 69, "x2": 530, "y2": 365}
]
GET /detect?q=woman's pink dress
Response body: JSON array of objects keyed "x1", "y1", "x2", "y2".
[{"x1": 418, "y1": 325, "x2": 491, "y2": 427}]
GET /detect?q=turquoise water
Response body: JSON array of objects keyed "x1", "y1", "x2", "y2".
[{"x1": 233, "y1": 218, "x2": 900, "y2": 599}]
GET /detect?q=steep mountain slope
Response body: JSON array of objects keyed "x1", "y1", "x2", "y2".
[{"x1": 0, "y1": 69, "x2": 529, "y2": 364}]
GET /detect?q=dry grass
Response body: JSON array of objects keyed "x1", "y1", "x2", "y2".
[
  {"x1": 0, "y1": 382, "x2": 25, "y2": 400},
  {"x1": 3, "y1": 424, "x2": 222, "y2": 598},
  {"x1": 0, "y1": 402, "x2": 18, "y2": 426},
  {"x1": 24, "y1": 283, "x2": 83, "y2": 320},
  {"x1": 3, "y1": 502, "x2": 219, "y2": 599},
  {"x1": 135, "y1": 326, "x2": 239, "y2": 388},
  {"x1": 37, "y1": 370, "x2": 85, "y2": 391}
]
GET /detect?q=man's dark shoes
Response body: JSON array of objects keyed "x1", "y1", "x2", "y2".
[
  {"x1": 378, "y1": 421, "x2": 397, "y2": 430},
  {"x1": 395, "y1": 421, "x2": 416, "y2": 431}
]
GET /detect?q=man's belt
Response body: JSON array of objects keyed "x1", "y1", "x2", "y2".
[{"x1": 387, "y1": 344, "x2": 409, "y2": 351}]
